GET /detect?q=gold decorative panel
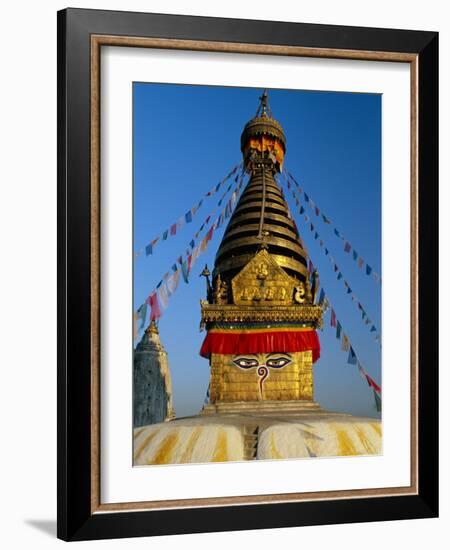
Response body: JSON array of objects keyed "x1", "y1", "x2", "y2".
[
  {"x1": 231, "y1": 249, "x2": 303, "y2": 306},
  {"x1": 209, "y1": 351, "x2": 313, "y2": 403}
]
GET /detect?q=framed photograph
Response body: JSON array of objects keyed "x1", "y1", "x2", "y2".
[{"x1": 57, "y1": 8, "x2": 438, "y2": 541}]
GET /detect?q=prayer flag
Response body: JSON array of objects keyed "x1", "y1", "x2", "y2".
[
  {"x1": 315, "y1": 206, "x2": 320, "y2": 216},
  {"x1": 145, "y1": 237, "x2": 159, "y2": 256},
  {"x1": 162, "y1": 230, "x2": 169, "y2": 241},
  {"x1": 357, "y1": 362, "x2": 366, "y2": 380},
  {"x1": 366, "y1": 264, "x2": 373, "y2": 276},
  {"x1": 337, "y1": 272, "x2": 343, "y2": 280},
  {"x1": 299, "y1": 206, "x2": 305, "y2": 214},
  {"x1": 344, "y1": 241, "x2": 351, "y2": 253},
  {"x1": 170, "y1": 223, "x2": 177, "y2": 236},
  {"x1": 352, "y1": 250, "x2": 358, "y2": 261},
  {"x1": 373, "y1": 389, "x2": 382, "y2": 412},
  {"x1": 322, "y1": 214, "x2": 331, "y2": 224},
  {"x1": 185, "y1": 210, "x2": 193, "y2": 223},
  {"x1": 330, "y1": 308, "x2": 337, "y2": 328},
  {"x1": 341, "y1": 334, "x2": 350, "y2": 351},
  {"x1": 347, "y1": 346, "x2": 357, "y2": 365},
  {"x1": 148, "y1": 292, "x2": 161, "y2": 320},
  {"x1": 366, "y1": 374, "x2": 382, "y2": 394},
  {"x1": 137, "y1": 303, "x2": 148, "y2": 331},
  {"x1": 181, "y1": 261, "x2": 189, "y2": 283},
  {"x1": 304, "y1": 193, "x2": 310, "y2": 202},
  {"x1": 318, "y1": 288, "x2": 325, "y2": 305},
  {"x1": 370, "y1": 325, "x2": 377, "y2": 333},
  {"x1": 158, "y1": 283, "x2": 169, "y2": 310},
  {"x1": 358, "y1": 257, "x2": 364, "y2": 269},
  {"x1": 166, "y1": 270, "x2": 180, "y2": 297},
  {"x1": 314, "y1": 232, "x2": 319, "y2": 240},
  {"x1": 336, "y1": 321, "x2": 342, "y2": 339},
  {"x1": 334, "y1": 228, "x2": 341, "y2": 238},
  {"x1": 190, "y1": 239, "x2": 195, "y2": 249}
]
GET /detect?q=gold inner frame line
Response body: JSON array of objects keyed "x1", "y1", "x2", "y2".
[{"x1": 90, "y1": 34, "x2": 419, "y2": 514}]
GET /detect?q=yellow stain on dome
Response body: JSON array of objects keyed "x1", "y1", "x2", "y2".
[
  {"x1": 151, "y1": 430, "x2": 179, "y2": 465},
  {"x1": 371, "y1": 422, "x2": 382, "y2": 437},
  {"x1": 335, "y1": 427, "x2": 358, "y2": 456},
  {"x1": 134, "y1": 428, "x2": 160, "y2": 462},
  {"x1": 180, "y1": 428, "x2": 202, "y2": 463},
  {"x1": 211, "y1": 429, "x2": 228, "y2": 462},
  {"x1": 270, "y1": 432, "x2": 282, "y2": 459},
  {"x1": 354, "y1": 425, "x2": 377, "y2": 455}
]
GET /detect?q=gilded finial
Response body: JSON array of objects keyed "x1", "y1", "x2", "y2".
[
  {"x1": 146, "y1": 320, "x2": 159, "y2": 334},
  {"x1": 256, "y1": 89, "x2": 272, "y2": 118}
]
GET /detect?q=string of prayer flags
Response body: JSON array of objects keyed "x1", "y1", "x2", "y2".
[
  {"x1": 358, "y1": 362, "x2": 382, "y2": 411},
  {"x1": 135, "y1": 161, "x2": 242, "y2": 259},
  {"x1": 284, "y1": 168, "x2": 381, "y2": 285},
  {"x1": 280, "y1": 174, "x2": 381, "y2": 346},
  {"x1": 318, "y1": 284, "x2": 382, "y2": 410},
  {"x1": 135, "y1": 174, "x2": 247, "y2": 333}
]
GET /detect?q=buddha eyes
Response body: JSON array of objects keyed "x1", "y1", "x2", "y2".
[
  {"x1": 233, "y1": 357, "x2": 259, "y2": 369},
  {"x1": 232, "y1": 356, "x2": 291, "y2": 369},
  {"x1": 266, "y1": 357, "x2": 291, "y2": 368}
]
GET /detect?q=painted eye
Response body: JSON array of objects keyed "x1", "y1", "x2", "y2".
[
  {"x1": 266, "y1": 357, "x2": 291, "y2": 368},
  {"x1": 233, "y1": 357, "x2": 259, "y2": 369}
]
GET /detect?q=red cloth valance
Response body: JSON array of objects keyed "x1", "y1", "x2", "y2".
[{"x1": 200, "y1": 329, "x2": 320, "y2": 363}]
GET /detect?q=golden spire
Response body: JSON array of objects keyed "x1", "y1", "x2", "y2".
[{"x1": 213, "y1": 91, "x2": 309, "y2": 291}]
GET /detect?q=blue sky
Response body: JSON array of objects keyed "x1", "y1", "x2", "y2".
[{"x1": 133, "y1": 83, "x2": 381, "y2": 419}]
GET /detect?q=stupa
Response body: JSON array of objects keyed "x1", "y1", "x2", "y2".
[{"x1": 134, "y1": 92, "x2": 382, "y2": 465}]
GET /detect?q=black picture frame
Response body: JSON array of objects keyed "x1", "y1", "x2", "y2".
[{"x1": 57, "y1": 7, "x2": 438, "y2": 541}]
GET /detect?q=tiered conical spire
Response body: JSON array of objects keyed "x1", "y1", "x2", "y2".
[{"x1": 213, "y1": 90, "x2": 310, "y2": 291}]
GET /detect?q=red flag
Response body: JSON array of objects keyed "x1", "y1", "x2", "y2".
[
  {"x1": 206, "y1": 226, "x2": 214, "y2": 242},
  {"x1": 330, "y1": 308, "x2": 337, "y2": 328},
  {"x1": 170, "y1": 223, "x2": 177, "y2": 236},
  {"x1": 366, "y1": 374, "x2": 381, "y2": 394},
  {"x1": 147, "y1": 292, "x2": 161, "y2": 320}
]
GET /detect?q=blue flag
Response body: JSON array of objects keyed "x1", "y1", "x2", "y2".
[
  {"x1": 347, "y1": 346, "x2": 357, "y2": 365},
  {"x1": 318, "y1": 288, "x2": 325, "y2": 305}
]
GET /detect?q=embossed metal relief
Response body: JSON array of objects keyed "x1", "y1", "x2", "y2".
[{"x1": 231, "y1": 249, "x2": 300, "y2": 306}]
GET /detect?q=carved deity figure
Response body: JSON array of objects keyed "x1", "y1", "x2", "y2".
[{"x1": 214, "y1": 274, "x2": 228, "y2": 304}]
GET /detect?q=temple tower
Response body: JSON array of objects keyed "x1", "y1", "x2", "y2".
[
  {"x1": 200, "y1": 91, "x2": 323, "y2": 414},
  {"x1": 133, "y1": 321, "x2": 175, "y2": 427}
]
